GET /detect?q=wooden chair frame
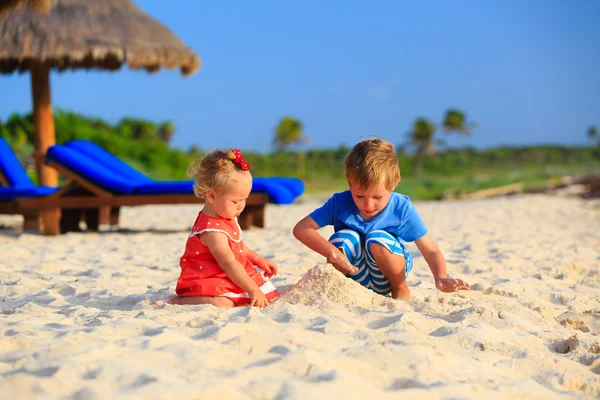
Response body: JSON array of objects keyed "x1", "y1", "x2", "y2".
[
  {"x1": 0, "y1": 168, "x2": 45, "y2": 230},
  {"x1": 0, "y1": 169, "x2": 8, "y2": 186},
  {"x1": 6, "y1": 161, "x2": 268, "y2": 235}
]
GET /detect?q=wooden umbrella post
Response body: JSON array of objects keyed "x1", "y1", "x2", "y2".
[{"x1": 31, "y1": 62, "x2": 61, "y2": 235}]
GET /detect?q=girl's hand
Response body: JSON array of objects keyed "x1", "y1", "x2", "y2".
[
  {"x1": 256, "y1": 257, "x2": 278, "y2": 278},
  {"x1": 327, "y1": 250, "x2": 358, "y2": 275},
  {"x1": 435, "y1": 277, "x2": 470, "y2": 293},
  {"x1": 249, "y1": 289, "x2": 269, "y2": 308}
]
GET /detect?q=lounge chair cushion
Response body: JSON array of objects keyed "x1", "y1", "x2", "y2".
[
  {"x1": 0, "y1": 138, "x2": 35, "y2": 188},
  {"x1": 0, "y1": 186, "x2": 57, "y2": 200},
  {"x1": 65, "y1": 141, "x2": 305, "y2": 202},
  {"x1": 252, "y1": 178, "x2": 299, "y2": 205},
  {"x1": 133, "y1": 180, "x2": 194, "y2": 195},
  {"x1": 133, "y1": 179, "x2": 302, "y2": 204},
  {"x1": 46, "y1": 145, "x2": 136, "y2": 194},
  {"x1": 47, "y1": 141, "x2": 306, "y2": 204},
  {"x1": 65, "y1": 140, "x2": 152, "y2": 185},
  {"x1": 261, "y1": 177, "x2": 305, "y2": 198}
]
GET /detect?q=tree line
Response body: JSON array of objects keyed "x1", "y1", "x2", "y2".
[
  {"x1": 1, "y1": 109, "x2": 598, "y2": 182},
  {"x1": 273, "y1": 110, "x2": 598, "y2": 176}
]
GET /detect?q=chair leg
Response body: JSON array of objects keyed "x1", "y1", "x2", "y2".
[
  {"x1": 110, "y1": 207, "x2": 120, "y2": 226},
  {"x1": 43, "y1": 208, "x2": 62, "y2": 236},
  {"x1": 99, "y1": 206, "x2": 110, "y2": 226},
  {"x1": 22, "y1": 212, "x2": 42, "y2": 231},
  {"x1": 98, "y1": 207, "x2": 120, "y2": 227},
  {"x1": 253, "y1": 205, "x2": 265, "y2": 228},
  {"x1": 85, "y1": 208, "x2": 100, "y2": 231},
  {"x1": 238, "y1": 208, "x2": 251, "y2": 230},
  {"x1": 238, "y1": 204, "x2": 266, "y2": 230},
  {"x1": 60, "y1": 209, "x2": 82, "y2": 233}
]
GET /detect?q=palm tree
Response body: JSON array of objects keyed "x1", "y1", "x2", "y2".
[
  {"x1": 187, "y1": 144, "x2": 202, "y2": 158},
  {"x1": 442, "y1": 108, "x2": 478, "y2": 166},
  {"x1": 274, "y1": 116, "x2": 305, "y2": 151},
  {"x1": 442, "y1": 108, "x2": 476, "y2": 134},
  {"x1": 158, "y1": 121, "x2": 175, "y2": 144},
  {"x1": 274, "y1": 116, "x2": 308, "y2": 176},
  {"x1": 588, "y1": 125, "x2": 598, "y2": 144},
  {"x1": 409, "y1": 118, "x2": 437, "y2": 176}
]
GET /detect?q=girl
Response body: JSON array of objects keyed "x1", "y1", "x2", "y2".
[{"x1": 167, "y1": 148, "x2": 279, "y2": 308}]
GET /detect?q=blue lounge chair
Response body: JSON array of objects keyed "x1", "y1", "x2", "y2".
[
  {"x1": 0, "y1": 138, "x2": 59, "y2": 230},
  {"x1": 0, "y1": 138, "x2": 58, "y2": 199},
  {"x1": 15, "y1": 140, "x2": 304, "y2": 234},
  {"x1": 62, "y1": 140, "x2": 304, "y2": 204}
]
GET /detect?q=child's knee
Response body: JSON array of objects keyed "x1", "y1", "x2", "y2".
[
  {"x1": 369, "y1": 241, "x2": 388, "y2": 256},
  {"x1": 368, "y1": 243, "x2": 407, "y2": 280},
  {"x1": 369, "y1": 241, "x2": 403, "y2": 263},
  {"x1": 329, "y1": 229, "x2": 362, "y2": 254}
]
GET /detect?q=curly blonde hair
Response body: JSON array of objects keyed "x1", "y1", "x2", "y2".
[
  {"x1": 187, "y1": 149, "x2": 251, "y2": 199},
  {"x1": 344, "y1": 137, "x2": 400, "y2": 191}
]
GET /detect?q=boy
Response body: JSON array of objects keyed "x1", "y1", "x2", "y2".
[{"x1": 293, "y1": 137, "x2": 469, "y2": 299}]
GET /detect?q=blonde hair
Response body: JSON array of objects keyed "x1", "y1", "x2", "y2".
[
  {"x1": 187, "y1": 149, "x2": 251, "y2": 199},
  {"x1": 344, "y1": 137, "x2": 400, "y2": 191}
]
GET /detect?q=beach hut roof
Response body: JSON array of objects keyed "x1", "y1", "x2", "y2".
[
  {"x1": 0, "y1": 0, "x2": 201, "y2": 76},
  {"x1": 0, "y1": 0, "x2": 51, "y2": 15}
]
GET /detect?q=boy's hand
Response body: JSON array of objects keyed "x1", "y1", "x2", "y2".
[
  {"x1": 249, "y1": 289, "x2": 269, "y2": 308},
  {"x1": 327, "y1": 250, "x2": 358, "y2": 275},
  {"x1": 435, "y1": 277, "x2": 470, "y2": 293},
  {"x1": 256, "y1": 257, "x2": 278, "y2": 278}
]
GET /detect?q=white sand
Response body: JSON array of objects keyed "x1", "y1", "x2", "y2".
[{"x1": 1, "y1": 194, "x2": 599, "y2": 399}]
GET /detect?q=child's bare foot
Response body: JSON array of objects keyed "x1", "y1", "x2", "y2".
[
  {"x1": 391, "y1": 284, "x2": 412, "y2": 300},
  {"x1": 392, "y1": 292, "x2": 412, "y2": 300},
  {"x1": 155, "y1": 295, "x2": 235, "y2": 307},
  {"x1": 152, "y1": 295, "x2": 177, "y2": 306}
]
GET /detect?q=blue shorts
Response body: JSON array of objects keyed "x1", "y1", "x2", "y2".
[{"x1": 329, "y1": 229, "x2": 413, "y2": 295}]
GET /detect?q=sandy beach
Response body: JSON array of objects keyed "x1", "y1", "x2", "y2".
[{"x1": 1, "y1": 193, "x2": 599, "y2": 399}]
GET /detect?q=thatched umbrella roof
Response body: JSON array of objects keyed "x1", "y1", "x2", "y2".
[
  {"x1": 0, "y1": 0, "x2": 201, "y2": 75},
  {"x1": 0, "y1": 0, "x2": 51, "y2": 16},
  {"x1": 0, "y1": 0, "x2": 201, "y2": 235}
]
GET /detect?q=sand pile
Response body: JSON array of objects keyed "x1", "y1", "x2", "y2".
[{"x1": 278, "y1": 264, "x2": 398, "y2": 310}]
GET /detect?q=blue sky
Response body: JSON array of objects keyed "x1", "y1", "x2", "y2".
[{"x1": 1, "y1": 0, "x2": 599, "y2": 153}]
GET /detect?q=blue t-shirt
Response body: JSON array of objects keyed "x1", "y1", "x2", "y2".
[{"x1": 310, "y1": 191, "x2": 428, "y2": 242}]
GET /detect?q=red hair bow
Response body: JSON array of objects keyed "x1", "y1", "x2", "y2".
[{"x1": 232, "y1": 149, "x2": 250, "y2": 171}]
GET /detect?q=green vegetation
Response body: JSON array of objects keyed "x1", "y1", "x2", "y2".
[
  {"x1": 589, "y1": 125, "x2": 598, "y2": 144},
  {"x1": 298, "y1": 148, "x2": 600, "y2": 199},
  {"x1": 1, "y1": 110, "x2": 598, "y2": 201},
  {"x1": 0, "y1": 110, "x2": 192, "y2": 180},
  {"x1": 273, "y1": 115, "x2": 308, "y2": 177},
  {"x1": 407, "y1": 109, "x2": 477, "y2": 175}
]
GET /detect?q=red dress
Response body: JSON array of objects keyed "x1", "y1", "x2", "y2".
[{"x1": 175, "y1": 212, "x2": 279, "y2": 305}]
